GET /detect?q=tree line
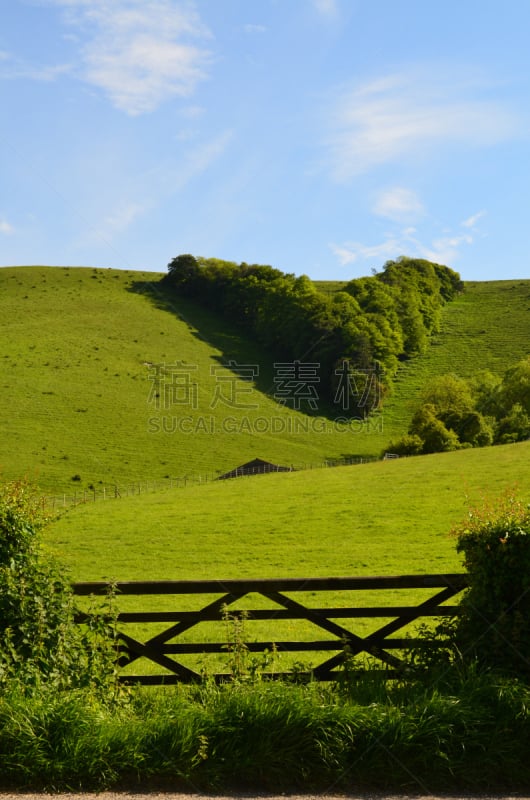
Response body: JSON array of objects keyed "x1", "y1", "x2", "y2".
[{"x1": 162, "y1": 254, "x2": 462, "y2": 416}]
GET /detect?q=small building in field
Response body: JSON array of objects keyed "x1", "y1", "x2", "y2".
[{"x1": 217, "y1": 457, "x2": 292, "y2": 480}]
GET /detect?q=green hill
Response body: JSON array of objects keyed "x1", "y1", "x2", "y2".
[
  {"x1": 48, "y1": 440, "x2": 530, "y2": 582},
  {"x1": 384, "y1": 279, "x2": 530, "y2": 427},
  {"x1": 2, "y1": 267, "x2": 529, "y2": 492},
  {"x1": 1, "y1": 266, "x2": 380, "y2": 492}
]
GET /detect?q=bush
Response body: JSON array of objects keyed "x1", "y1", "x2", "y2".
[
  {"x1": 0, "y1": 480, "x2": 119, "y2": 696},
  {"x1": 452, "y1": 489, "x2": 530, "y2": 677},
  {"x1": 385, "y1": 433, "x2": 423, "y2": 456}
]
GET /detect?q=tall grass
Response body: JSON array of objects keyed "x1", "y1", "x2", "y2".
[{"x1": 1, "y1": 669, "x2": 530, "y2": 792}]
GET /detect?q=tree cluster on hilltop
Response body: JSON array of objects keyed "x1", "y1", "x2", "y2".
[{"x1": 162, "y1": 254, "x2": 462, "y2": 416}]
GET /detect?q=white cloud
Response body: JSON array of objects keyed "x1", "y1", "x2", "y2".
[
  {"x1": 0, "y1": 219, "x2": 14, "y2": 235},
  {"x1": 75, "y1": 199, "x2": 150, "y2": 251},
  {"x1": 102, "y1": 202, "x2": 146, "y2": 235},
  {"x1": 0, "y1": 49, "x2": 71, "y2": 82},
  {"x1": 326, "y1": 69, "x2": 520, "y2": 179},
  {"x1": 49, "y1": 0, "x2": 213, "y2": 115},
  {"x1": 179, "y1": 105, "x2": 206, "y2": 118},
  {"x1": 329, "y1": 243, "x2": 358, "y2": 265},
  {"x1": 170, "y1": 130, "x2": 234, "y2": 190},
  {"x1": 243, "y1": 24, "x2": 267, "y2": 34},
  {"x1": 462, "y1": 210, "x2": 486, "y2": 228},
  {"x1": 330, "y1": 224, "x2": 477, "y2": 270},
  {"x1": 373, "y1": 187, "x2": 424, "y2": 223},
  {"x1": 422, "y1": 234, "x2": 473, "y2": 265},
  {"x1": 330, "y1": 237, "x2": 403, "y2": 266},
  {"x1": 312, "y1": 0, "x2": 339, "y2": 18}
]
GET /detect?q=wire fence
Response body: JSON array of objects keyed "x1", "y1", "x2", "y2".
[{"x1": 45, "y1": 455, "x2": 380, "y2": 510}]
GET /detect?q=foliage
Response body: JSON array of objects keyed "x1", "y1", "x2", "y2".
[
  {"x1": 219, "y1": 607, "x2": 279, "y2": 683},
  {"x1": 163, "y1": 254, "x2": 462, "y2": 414},
  {"x1": 1, "y1": 670, "x2": 530, "y2": 792},
  {"x1": 0, "y1": 479, "x2": 45, "y2": 563},
  {"x1": 388, "y1": 358, "x2": 530, "y2": 455},
  {"x1": 498, "y1": 357, "x2": 530, "y2": 415},
  {"x1": 408, "y1": 403, "x2": 461, "y2": 453},
  {"x1": 166, "y1": 253, "x2": 200, "y2": 287},
  {"x1": 495, "y1": 403, "x2": 530, "y2": 444},
  {"x1": 0, "y1": 480, "x2": 120, "y2": 696},
  {"x1": 385, "y1": 432, "x2": 424, "y2": 456},
  {"x1": 452, "y1": 489, "x2": 530, "y2": 677}
]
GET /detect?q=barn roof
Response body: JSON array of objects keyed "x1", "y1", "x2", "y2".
[{"x1": 218, "y1": 457, "x2": 292, "y2": 480}]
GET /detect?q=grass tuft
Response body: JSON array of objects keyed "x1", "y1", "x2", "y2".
[{"x1": 1, "y1": 670, "x2": 530, "y2": 792}]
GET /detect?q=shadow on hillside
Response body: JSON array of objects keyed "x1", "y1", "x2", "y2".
[
  {"x1": 127, "y1": 278, "x2": 377, "y2": 461},
  {"x1": 128, "y1": 277, "x2": 278, "y2": 390}
]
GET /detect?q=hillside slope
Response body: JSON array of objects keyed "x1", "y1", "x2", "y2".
[
  {"x1": 2, "y1": 266, "x2": 380, "y2": 491},
  {"x1": 3, "y1": 268, "x2": 528, "y2": 491},
  {"x1": 47, "y1": 440, "x2": 530, "y2": 581},
  {"x1": 375, "y1": 279, "x2": 530, "y2": 432}
]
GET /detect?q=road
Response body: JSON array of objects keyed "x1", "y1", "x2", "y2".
[{"x1": 1, "y1": 793, "x2": 529, "y2": 800}]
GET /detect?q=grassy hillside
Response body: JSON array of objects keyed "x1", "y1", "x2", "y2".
[
  {"x1": 1, "y1": 266, "x2": 381, "y2": 492},
  {"x1": 369, "y1": 279, "x2": 530, "y2": 433},
  {"x1": 48, "y1": 440, "x2": 530, "y2": 582},
  {"x1": 2, "y1": 268, "x2": 528, "y2": 492},
  {"x1": 46, "y1": 440, "x2": 530, "y2": 668}
]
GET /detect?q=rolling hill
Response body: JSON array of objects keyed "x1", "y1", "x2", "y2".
[
  {"x1": 1, "y1": 266, "x2": 380, "y2": 492},
  {"x1": 47, "y1": 440, "x2": 530, "y2": 582},
  {"x1": 2, "y1": 266, "x2": 529, "y2": 493}
]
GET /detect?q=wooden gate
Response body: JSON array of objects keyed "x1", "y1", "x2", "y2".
[{"x1": 73, "y1": 573, "x2": 468, "y2": 684}]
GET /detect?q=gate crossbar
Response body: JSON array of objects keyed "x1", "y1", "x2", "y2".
[{"x1": 72, "y1": 574, "x2": 468, "y2": 684}]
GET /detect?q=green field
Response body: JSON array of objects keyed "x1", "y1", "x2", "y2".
[
  {"x1": 48, "y1": 440, "x2": 530, "y2": 581},
  {"x1": 2, "y1": 267, "x2": 529, "y2": 494},
  {"x1": 1, "y1": 266, "x2": 382, "y2": 492},
  {"x1": 46, "y1": 440, "x2": 530, "y2": 676}
]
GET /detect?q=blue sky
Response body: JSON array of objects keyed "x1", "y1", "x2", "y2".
[{"x1": 1, "y1": 0, "x2": 529, "y2": 281}]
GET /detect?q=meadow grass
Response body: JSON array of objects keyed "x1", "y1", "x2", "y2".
[
  {"x1": 3, "y1": 267, "x2": 529, "y2": 493},
  {"x1": 48, "y1": 439, "x2": 530, "y2": 582},
  {"x1": 1, "y1": 266, "x2": 385, "y2": 493},
  {"x1": 46, "y1": 441, "x2": 530, "y2": 677}
]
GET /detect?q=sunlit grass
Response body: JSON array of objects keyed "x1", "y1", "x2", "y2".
[
  {"x1": 1, "y1": 266, "x2": 384, "y2": 492},
  {"x1": 46, "y1": 441, "x2": 530, "y2": 677},
  {"x1": 3, "y1": 268, "x2": 529, "y2": 493}
]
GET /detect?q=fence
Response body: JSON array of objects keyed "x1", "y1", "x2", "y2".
[
  {"x1": 46, "y1": 455, "x2": 378, "y2": 510},
  {"x1": 73, "y1": 573, "x2": 468, "y2": 684}
]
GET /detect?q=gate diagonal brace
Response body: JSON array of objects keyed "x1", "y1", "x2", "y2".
[
  {"x1": 118, "y1": 631, "x2": 201, "y2": 682},
  {"x1": 262, "y1": 590, "x2": 403, "y2": 673},
  {"x1": 365, "y1": 584, "x2": 463, "y2": 644},
  {"x1": 118, "y1": 591, "x2": 246, "y2": 669},
  {"x1": 312, "y1": 585, "x2": 464, "y2": 678}
]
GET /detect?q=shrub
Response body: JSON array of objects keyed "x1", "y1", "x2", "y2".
[
  {"x1": 452, "y1": 489, "x2": 530, "y2": 677},
  {"x1": 410, "y1": 404, "x2": 460, "y2": 453},
  {"x1": 0, "y1": 480, "x2": 119, "y2": 696},
  {"x1": 385, "y1": 433, "x2": 423, "y2": 456}
]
